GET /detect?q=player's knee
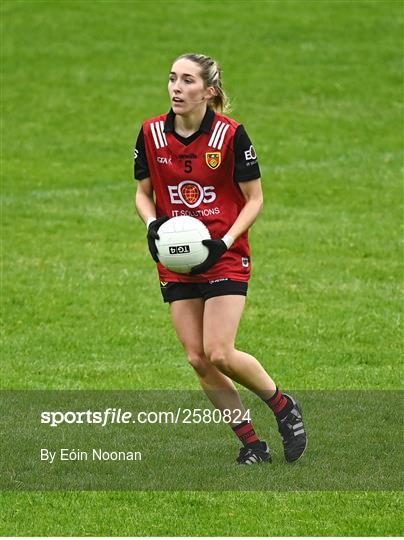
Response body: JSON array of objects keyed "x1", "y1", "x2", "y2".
[
  {"x1": 186, "y1": 351, "x2": 209, "y2": 376},
  {"x1": 205, "y1": 347, "x2": 231, "y2": 372}
]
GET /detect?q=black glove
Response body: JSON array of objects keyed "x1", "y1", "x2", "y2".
[
  {"x1": 190, "y1": 239, "x2": 228, "y2": 275},
  {"x1": 147, "y1": 216, "x2": 169, "y2": 263}
]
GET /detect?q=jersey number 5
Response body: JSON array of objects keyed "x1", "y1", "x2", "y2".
[{"x1": 184, "y1": 160, "x2": 192, "y2": 173}]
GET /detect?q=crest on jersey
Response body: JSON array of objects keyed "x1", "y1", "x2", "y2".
[{"x1": 205, "y1": 152, "x2": 221, "y2": 170}]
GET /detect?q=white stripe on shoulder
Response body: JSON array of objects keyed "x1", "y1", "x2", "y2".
[
  {"x1": 154, "y1": 121, "x2": 165, "y2": 148},
  {"x1": 208, "y1": 120, "x2": 222, "y2": 147},
  {"x1": 208, "y1": 120, "x2": 231, "y2": 149},
  {"x1": 159, "y1": 120, "x2": 168, "y2": 145},
  {"x1": 217, "y1": 124, "x2": 230, "y2": 150},
  {"x1": 150, "y1": 122, "x2": 160, "y2": 149},
  {"x1": 211, "y1": 122, "x2": 226, "y2": 148}
]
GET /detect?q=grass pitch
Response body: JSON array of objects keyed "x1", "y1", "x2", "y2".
[{"x1": 1, "y1": 0, "x2": 403, "y2": 536}]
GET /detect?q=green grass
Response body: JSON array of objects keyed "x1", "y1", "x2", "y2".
[
  {"x1": 2, "y1": 491, "x2": 403, "y2": 536},
  {"x1": 1, "y1": 0, "x2": 403, "y2": 536}
]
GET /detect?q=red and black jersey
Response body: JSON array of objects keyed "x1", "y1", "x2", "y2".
[{"x1": 134, "y1": 107, "x2": 261, "y2": 283}]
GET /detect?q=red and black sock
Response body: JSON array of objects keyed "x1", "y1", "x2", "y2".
[
  {"x1": 265, "y1": 387, "x2": 292, "y2": 418},
  {"x1": 232, "y1": 420, "x2": 260, "y2": 447}
]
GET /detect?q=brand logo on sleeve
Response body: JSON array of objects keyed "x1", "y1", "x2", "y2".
[{"x1": 244, "y1": 145, "x2": 257, "y2": 161}]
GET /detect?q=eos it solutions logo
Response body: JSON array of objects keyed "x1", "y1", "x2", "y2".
[
  {"x1": 244, "y1": 145, "x2": 257, "y2": 161},
  {"x1": 168, "y1": 180, "x2": 216, "y2": 209}
]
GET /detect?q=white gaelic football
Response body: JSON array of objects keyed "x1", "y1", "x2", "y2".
[{"x1": 155, "y1": 216, "x2": 211, "y2": 273}]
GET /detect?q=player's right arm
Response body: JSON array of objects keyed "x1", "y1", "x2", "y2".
[
  {"x1": 135, "y1": 177, "x2": 156, "y2": 226},
  {"x1": 134, "y1": 126, "x2": 169, "y2": 261},
  {"x1": 136, "y1": 179, "x2": 170, "y2": 262},
  {"x1": 133, "y1": 125, "x2": 157, "y2": 226}
]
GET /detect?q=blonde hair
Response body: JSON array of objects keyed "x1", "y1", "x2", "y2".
[{"x1": 174, "y1": 53, "x2": 231, "y2": 114}]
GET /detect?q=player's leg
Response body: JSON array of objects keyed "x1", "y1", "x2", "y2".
[
  {"x1": 203, "y1": 294, "x2": 276, "y2": 399},
  {"x1": 170, "y1": 297, "x2": 247, "y2": 417},
  {"x1": 170, "y1": 297, "x2": 270, "y2": 463},
  {"x1": 203, "y1": 294, "x2": 307, "y2": 462}
]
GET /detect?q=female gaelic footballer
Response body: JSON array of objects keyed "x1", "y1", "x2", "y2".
[{"x1": 134, "y1": 53, "x2": 307, "y2": 465}]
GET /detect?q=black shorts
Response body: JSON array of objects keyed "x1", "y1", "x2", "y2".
[{"x1": 160, "y1": 279, "x2": 248, "y2": 303}]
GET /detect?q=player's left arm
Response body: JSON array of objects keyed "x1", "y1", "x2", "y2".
[{"x1": 225, "y1": 178, "x2": 263, "y2": 242}]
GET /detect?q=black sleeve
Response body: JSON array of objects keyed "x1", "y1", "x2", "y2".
[
  {"x1": 134, "y1": 126, "x2": 150, "y2": 180},
  {"x1": 233, "y1": 125, "x2": 261, "y2": 182}
]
